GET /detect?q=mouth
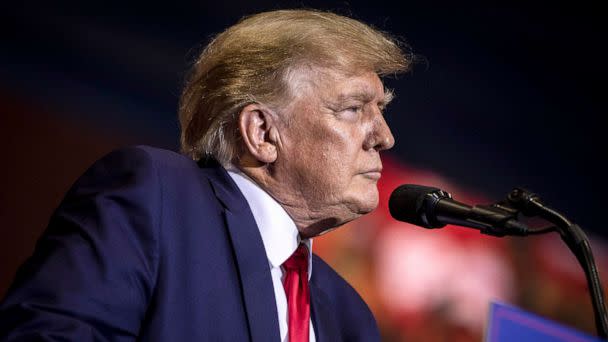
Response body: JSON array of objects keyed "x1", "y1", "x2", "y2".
[{"x1": 360, "y1": 169, "x2": 382, "y2": 180}]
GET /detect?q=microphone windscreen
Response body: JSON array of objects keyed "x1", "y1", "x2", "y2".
[{"x1": 388, "y1": 184, "x2": 441, "y2": 226}]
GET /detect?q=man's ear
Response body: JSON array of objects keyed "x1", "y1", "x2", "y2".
[{"x1": 238, "y1": 103, "x2": 279, "y2": 164}]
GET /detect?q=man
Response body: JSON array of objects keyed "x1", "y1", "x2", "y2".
[{"x1": 0, "y1": 9, "x2": 410, "y2": 341}]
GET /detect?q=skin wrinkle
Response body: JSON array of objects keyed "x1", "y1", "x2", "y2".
[{"x1": 238, "y1": 67, "x2": 395, "y2": 238}]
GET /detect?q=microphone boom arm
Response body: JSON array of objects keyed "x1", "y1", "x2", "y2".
[{"x1": 505, "y1": 188, "x2": 608, "y2": 339}]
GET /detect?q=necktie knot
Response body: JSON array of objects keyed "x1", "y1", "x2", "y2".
[{"x1": 283, "y1": 244, "x2": 308, "y2": 272}]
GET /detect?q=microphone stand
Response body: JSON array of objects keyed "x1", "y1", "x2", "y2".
[{"x1": 501, "y1": 188, "x2": 608, "y2": 339}]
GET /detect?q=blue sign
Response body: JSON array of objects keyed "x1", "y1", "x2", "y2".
[{"x1": 485, "y1": 301, "x2": 603, "y2": 342}]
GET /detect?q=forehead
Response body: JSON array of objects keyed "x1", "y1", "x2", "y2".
[{"x1": 285, "y1": 67, "x2": 385, "y2": 104}]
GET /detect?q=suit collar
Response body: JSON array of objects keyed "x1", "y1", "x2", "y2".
[
  {"x1": 197, "y1": 157, "x2": 250, "y2": 212},
  {"x1": 226, "y1": 169, "x2": 313, "y2": 278},
  {"x1": 198, "y1": 158, "x2": 281, "y2": 341}
]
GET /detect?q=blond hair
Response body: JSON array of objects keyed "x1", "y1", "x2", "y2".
[{"x1": 179, "y1": 9, "x2": 411, "y2": 163}]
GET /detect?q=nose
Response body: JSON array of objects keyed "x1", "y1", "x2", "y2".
[{"x1": 364, "y1": 112, "x2": 395, "y2": 151}]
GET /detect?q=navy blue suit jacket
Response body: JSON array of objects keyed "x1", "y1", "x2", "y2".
[{"x1": 0, "y1": 146, "x2": 380, "y2": 341}]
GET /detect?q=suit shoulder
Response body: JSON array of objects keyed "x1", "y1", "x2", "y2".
[
  {"x1": 64, "y1": 145, "x2": 212, "y2": 200},
  {"x1": 100, "y1": 145, "x2": 195, "y2": 168},
  {"x1": 87, "y1": 145, "x2": 205, "y2": 179}
]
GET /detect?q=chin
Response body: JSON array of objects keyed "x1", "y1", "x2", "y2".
[
  {"x1": 357, "y1": 186, "x2": 380, "y2": 212},
  {"x1": 358, "y1": 202, "x2": 378, "y2": 215},
  {"x1": 351, "y1": 193, "x2": 379, "y2": 215}
]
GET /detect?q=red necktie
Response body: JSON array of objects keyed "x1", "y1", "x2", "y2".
[{"x1": 282, "y1": 244, "x2": 310, "y2": 342}]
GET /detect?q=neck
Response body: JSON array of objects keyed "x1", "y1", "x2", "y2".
[{"x1": 237, "y1": 163, "x2": 348, "y2": 238}]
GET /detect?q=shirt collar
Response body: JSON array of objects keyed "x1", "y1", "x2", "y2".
[{"x1": 227, "y1": 168, "x2": 312, "y2": 278}]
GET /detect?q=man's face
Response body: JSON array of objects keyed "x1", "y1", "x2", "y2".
[{"x1": 272, "y1": 68, "x2": 395, "y2": 236}]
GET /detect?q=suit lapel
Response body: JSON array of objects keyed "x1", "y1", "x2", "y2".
[
  {"x1": 310, "y1": 282, "x2": 340, "y2": 341},
  {"x1": 201, "y1": 159, "x2": 280, "y2": 342},
  {"x1": 224, "y1": 211, "x2": 281, "y2": 342}
]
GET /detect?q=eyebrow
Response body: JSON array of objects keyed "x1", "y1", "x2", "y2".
[{"x1": 336, "y1": 89, "x2": 394, "y2": 108}]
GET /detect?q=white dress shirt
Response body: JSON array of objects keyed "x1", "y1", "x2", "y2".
[{"x1": 228, "y1": 169, "x2": 316, "y2": 342}]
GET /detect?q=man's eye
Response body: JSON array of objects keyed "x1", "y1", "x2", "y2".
[{"x1": 345, "y1": 106, "x2": 363, "y2": 113}]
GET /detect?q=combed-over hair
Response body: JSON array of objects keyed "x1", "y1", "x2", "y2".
[{"x1": 179, "y1": 9, "x2": 411, "y2": 164}]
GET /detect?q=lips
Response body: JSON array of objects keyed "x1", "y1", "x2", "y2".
[{"x1": 360, "y1": 168, "x2": 382, "y2": 180}]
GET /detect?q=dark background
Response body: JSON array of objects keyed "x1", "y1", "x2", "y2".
[{"x1": 1, "y1": 0, "x2": 606, "y2": 323}]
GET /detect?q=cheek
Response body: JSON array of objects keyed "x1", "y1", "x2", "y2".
[
  {"x1": 285, "y1": 118, "x2": 364, "y2": 192},
  {"x1": 289, "y1": 142, "x2": 349, "y2": 199},
  {"x1": 313, "y1": 141, "x2": 361, "y2": 192}
]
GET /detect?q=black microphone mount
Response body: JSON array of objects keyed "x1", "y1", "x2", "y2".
[
  {"x1": 505, "y1": 187, "x2": 608, "y2": 339},
  {"x1": 390, "y1": 184, "x2": 608, "y2": 339}
]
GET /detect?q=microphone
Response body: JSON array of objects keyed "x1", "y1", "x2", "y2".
[{"x1": 388, "y1": 184, "x2": 529, "y2": 237}]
